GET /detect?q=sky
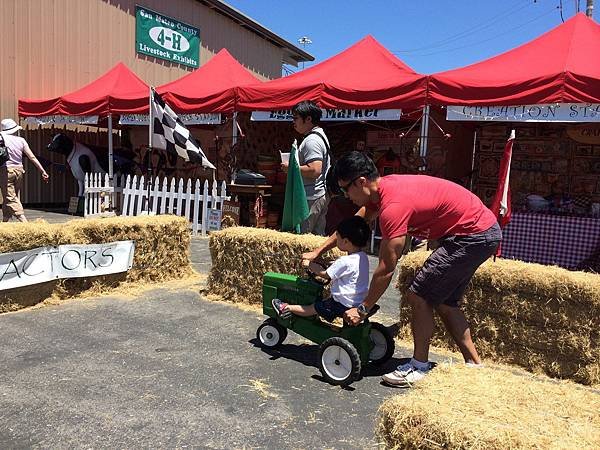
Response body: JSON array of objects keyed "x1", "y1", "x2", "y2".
[{"x1": 223, "y1": 0, "x2": 591, "y2": 74}]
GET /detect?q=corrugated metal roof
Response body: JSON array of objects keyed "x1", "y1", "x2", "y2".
[{"x1": 197, "y1": 0, "x2": 314, "y2": 65}]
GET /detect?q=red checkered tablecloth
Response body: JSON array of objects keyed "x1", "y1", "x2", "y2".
[{"x1": 501, "y1": 212, "x2": 600, "y2": 271}]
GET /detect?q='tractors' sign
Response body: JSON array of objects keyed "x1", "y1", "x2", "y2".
[{"x1": 0, "y1": 241, "x2": 135, "y2": 291}]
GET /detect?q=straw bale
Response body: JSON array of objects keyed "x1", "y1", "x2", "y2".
[
  {"x1": 378, "y1": 363, "x2": 600, "y2": 450},
  {"x1": 0, "y1": 215, "x2": 191, "y2": 311},
  {"x1": 206, "y1": 227, "x2": 342, "y2": 304},
  {"x1": 396, "y1": 251, "x2": 600, "y2": 385}
]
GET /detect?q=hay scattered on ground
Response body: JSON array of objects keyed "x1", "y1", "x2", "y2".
[
  {"x1": 396, "y1": 252, "x2": 600, "y2": 385},
  {"x1": 206, "y1": 227, "x2": 342, "y2": 305},
  {"x1": 1, "y1": 215, "x2": 192, "y2": 312},
  {"x1": 378, "y1": 363, "x2": 600, "y2": 450}
]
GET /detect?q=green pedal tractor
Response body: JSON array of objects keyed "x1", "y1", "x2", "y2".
[{"x1": 256, "y1": 270, "x2": 395, "y2": 386}]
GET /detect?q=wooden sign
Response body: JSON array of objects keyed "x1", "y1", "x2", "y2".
[
  {"x1": 567, "y1": 125, "x2": 600, "y2": 145},
  {"x1": 68, "y1": 197, "x2": 80, "y2": 214},
  {"x1": 222, "y1": 200, "x2": 240, "y2": 226}
]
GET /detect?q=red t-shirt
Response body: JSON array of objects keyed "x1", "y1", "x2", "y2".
[{"x1": 373, "y1": 175, "x2": 497, "y2": 240}]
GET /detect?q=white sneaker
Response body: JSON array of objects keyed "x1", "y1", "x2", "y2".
[{"x1": 381, "y1": 363, "x2": 430, "y2": 387}]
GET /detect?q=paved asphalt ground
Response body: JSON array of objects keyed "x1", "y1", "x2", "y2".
[{"x1": 0, "y1": 211, "x2": 423, "y2": 449}]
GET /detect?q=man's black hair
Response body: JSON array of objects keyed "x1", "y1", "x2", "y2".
[
  {"x1": 334, "y1": 151, "x2": 379, "y2": 183},
  {"x1": 292, "y1": 100, "x2": 322, "y2": 125},
  {"x1": 336, "y1": 216, "x2": 371, "y2": 248}
]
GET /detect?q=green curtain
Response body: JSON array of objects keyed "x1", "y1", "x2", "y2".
[{"x1": 281, "y1": 140, "x2": 309, "y2": 233}]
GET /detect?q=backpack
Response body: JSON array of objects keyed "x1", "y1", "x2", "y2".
[{"x1": 0, "y1": 134, "x2": 9, "y2": 166}]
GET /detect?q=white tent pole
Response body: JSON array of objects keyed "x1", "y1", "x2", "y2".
[
  {"x1": 108, "y1": 114, "x2": 114, "y2": 181},
  {"x1": 470, "y1": 129, "x2": 477, "y2": 191},
  {"x1": 108, "y1": 114, "x2": 115, "y2": 212},
  {"x1": 147, "y1": 87, "x2": 154, "y2": 213},
  {"x1": 418, "y1": 105, "x2": 430, "y2": 171},
  {"x1": 232, "y1": 112, "x2": 238, "y2": 146}
]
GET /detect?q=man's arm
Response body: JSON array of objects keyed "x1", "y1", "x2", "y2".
[
  {"x1": 301, "y1": 206, "x2": 378, "y2": 262},
  {"x1": 343, "y1": 235, "x2": 406, "y2": 325},
  {"x1": 281, "y1": 160, "x2": 322, "y2": 180}
]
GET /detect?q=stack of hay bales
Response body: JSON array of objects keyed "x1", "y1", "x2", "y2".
[
  {"x1": 206, "y1": 227, "x2": 342, "y2": 304},
  {"x1": 378, "y1": 364, "x2": 600, "y2": 449},
  {"x1": 397, "y1": 251, "x2": 600, "y2": 385},
  {"x1": 0, "y1": 215, "x2": 191, "y2": 311}
]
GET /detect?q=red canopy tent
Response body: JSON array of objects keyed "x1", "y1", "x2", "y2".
[
  {"x1": 19, "y1": 62, "x2": 149, "y2": 117},
  {"x1": 428, "y1": 13, "x2": 600, "y2": 106},
  {"x1": 236, "y1": 35, "x2": 427, "y2": 111},
  {"x1": 157, "y1": 48, "x2": 261, "y2": 113}
]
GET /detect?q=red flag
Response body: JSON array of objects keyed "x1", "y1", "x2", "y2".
[
  {"x1": 489, "y1": 130, "x2": 514, "y2": 257},
  {"x1": 490, "y1": 130, "x2": 514, "y2": 228}
]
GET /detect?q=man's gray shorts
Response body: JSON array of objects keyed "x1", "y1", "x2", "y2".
[{"x1": 409, "y1": 223, "x2": 502, "y2": 307}]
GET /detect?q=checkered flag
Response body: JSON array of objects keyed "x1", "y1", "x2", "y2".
[{"x1": 150, "y1": 88, "x2": 215, "y2": 169}]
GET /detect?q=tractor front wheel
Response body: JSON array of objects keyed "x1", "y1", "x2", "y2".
[{"x1": 257, "y1": 318, "x2": 288, "y2": 348}]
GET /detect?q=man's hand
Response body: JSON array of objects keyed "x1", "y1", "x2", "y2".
[
  {"x1": 280, "y1": 162, "x2": 289, "y2": 173},
  {"x1": 42, "y1": 172, "x2": 49, "y2": 182},
  {"x1": 343, "y1": 307, "x2": 363, "y2": 326},
  {"x1": 302, "y1": 250, "x2": 320, "y2": 261}
]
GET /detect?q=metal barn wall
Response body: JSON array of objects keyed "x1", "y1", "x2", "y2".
[{"x1": 0, "y1": 0, "x2": 287, "y2": 203}]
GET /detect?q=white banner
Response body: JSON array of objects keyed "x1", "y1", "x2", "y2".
[
  {"x1": 446, "y1": 103, "x2": 600, "y2": 122},
  {"x1": 23, "y1": 115, "x2": 99, "y2": 126},
  {"x1": 0, "y1": 241, "x2": 135, "y2": 291},
  {"x1": 119, "y1": 113, "x2": 222, "y2": 126},
  {"x1": 251, "y1": 109, "x2": 401, "y2": 122}
]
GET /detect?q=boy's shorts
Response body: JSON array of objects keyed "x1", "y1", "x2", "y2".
[
  {"x1": 409, "y1": 223, "x2": 502, "y2": 307},
  {"x1": 314, "y1": 297, "x2": 350, "y2": 322}
]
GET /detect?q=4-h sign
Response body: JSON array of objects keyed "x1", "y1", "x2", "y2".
[{"x1": 136, "y1": 6, "x2": 200, "y2": 68}]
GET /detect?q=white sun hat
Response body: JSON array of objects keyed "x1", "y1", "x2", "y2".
[{"x1": 1, "y1": 118, "x2": 23, "y2": 134}]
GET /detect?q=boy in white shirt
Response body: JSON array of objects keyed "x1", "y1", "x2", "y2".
[{"x1": 272, "y1": 216, "x2": 370, "y2": 322}]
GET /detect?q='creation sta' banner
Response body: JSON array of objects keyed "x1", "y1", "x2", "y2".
[
  {"x1": 447, "y1": 103, "x2": 600, "y2": 122},
  {"x1": 136, "y1": 6, "x2": 200, "y2": 68},
  {"x1": 0, "y1": 241, "x2": 135, "y2": 291}
]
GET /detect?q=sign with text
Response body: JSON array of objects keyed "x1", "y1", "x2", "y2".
[
  {"x1": 23, "y1": 116, "x2": 99, "y2": 126},
  {"x1": 447, "y1": 103, "x2": 600, "y2": 122},
  {"x1": 0, "y1": 241, "x2": 135, "y2": 291},
  {"x1": 207, "y1": 209, "x2": 223, "y2": 232},
  {"x1": 251, "y1": 109, "x2": 401, "y2": 122},
  {"x1": 566, "y1": 124, "x2": 600, "y2": 144},
  {"x1": 119, "y1": 113, "x2": 221, "y2": 126},
  {"x1": 221, "y1": 200, "x2": 240, "y2": 225},
  {"x1": 135, "y1": 5, "x2": 199, "y2": 68}
]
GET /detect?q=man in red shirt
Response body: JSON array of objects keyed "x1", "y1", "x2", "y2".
[{"x1": 303, "y1": 152, "x2": 501, "y2": 386}]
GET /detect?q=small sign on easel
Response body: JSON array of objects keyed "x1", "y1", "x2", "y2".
[{"x1": 68, "y1": 197, "x2": 80, "y2": 215}]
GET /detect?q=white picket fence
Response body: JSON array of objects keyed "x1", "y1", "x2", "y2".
[
  {"x1": 84, "y1": 173, "x2": 123, "y2": 218},
  {"x1": 84, "y1": 173, "x2": 229, "y2": 236}
]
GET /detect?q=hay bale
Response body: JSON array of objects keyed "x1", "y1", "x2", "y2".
[
  {"x1": 396, "y1": 252, "x2": 600, "y2": 385},
  {"x1": 206, "y1": 227, "x2": 342, "y2": 304},
  {"x1": 378, "y1": 364, "x2": 600, "y2": 450},
  {"x1": 0, "y1": 215, "x2": 191, "y2": 311}
]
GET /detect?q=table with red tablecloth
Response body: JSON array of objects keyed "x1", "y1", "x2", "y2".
[{"x1": 500, "y1": 212, "x2": 600, "y2": 271}]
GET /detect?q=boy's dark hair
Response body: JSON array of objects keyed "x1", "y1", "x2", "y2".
[
  {"x1": 292, "y1": 100, "x2": 322, "y2": 125},
  {"x1": 336, "y1": 216, "x2": 371, "y2": 248},
  {"x1": 334, "y1": 151, "x2": 379, "y2": 184}
]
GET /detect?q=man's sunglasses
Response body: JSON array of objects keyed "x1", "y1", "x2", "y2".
[{"x1": 339, "y1": 176, "x2": 361, "y2": 197}]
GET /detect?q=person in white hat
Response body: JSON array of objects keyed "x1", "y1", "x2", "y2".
[{"x1": 0, "y1": 118, "x2": 49, "y2": 222}]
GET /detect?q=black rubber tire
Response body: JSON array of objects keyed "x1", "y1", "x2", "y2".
[
  {"x1": 256, "y1": 318, "x2": 288, "y2": 348},
  {"x1": 318, "y1": 337, "x2": 361, "y2": 386},
  {"x1": 368, "y1": 322, "x2": 395, "y2": 365}
]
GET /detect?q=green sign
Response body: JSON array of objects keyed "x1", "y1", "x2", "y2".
[{"x1": 135, "y1": 5, "x2": 199, "y2": 68}]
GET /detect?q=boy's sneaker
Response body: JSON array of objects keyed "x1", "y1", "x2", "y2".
[
  {"x1": 271, "y1": 298, "x2": 291, "y2": 319},
  {"x1": 381, "y1": 361, "x2": 431, "y2": 387}
]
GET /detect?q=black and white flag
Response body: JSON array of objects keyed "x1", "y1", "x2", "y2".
[{"x1": 150, "y1": 88, "x2": 216, "y2": 169}]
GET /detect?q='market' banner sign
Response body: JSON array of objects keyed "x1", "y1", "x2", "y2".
[
  {"x1": 251, "y1": 109, "x2": 401, "y2": 122},
  {"x1": 0, "y1": 241, "x2": 135, "y2": 291},
  {"x1": 136, "y1": 6, "x2": 199, "y2": 68},
  {"x1": 446, "y1": 103, "x2": 600, "y2": 122}
]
